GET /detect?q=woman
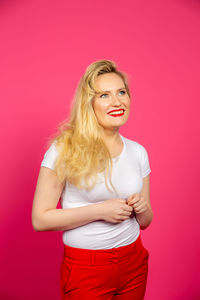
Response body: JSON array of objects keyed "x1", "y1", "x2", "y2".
[{"x1": 32, "y1": 59, "x2": 153, "y2": 299}]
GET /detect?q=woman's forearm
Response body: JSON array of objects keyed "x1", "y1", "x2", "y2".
[
  {"x1": 135, "y1": 204, "x2": 153, "y2": 230},
  {"x1": 32, "y1": 203, "x2": 102, "y2": 232}
]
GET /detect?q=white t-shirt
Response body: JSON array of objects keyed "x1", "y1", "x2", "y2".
[{"x1": 41, "y1": 134, "x2": 151, "y2": 249}]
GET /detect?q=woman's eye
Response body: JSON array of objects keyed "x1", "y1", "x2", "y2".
[
  {"x1": 100, "y1": 93, "x2": 108, "y2": 98},
  {"x1": 99, "y1": 90, "x2": 126, "y2": 98},
  {"x1": 119, "y1": 90, "x2": 126, "y2": 95}
]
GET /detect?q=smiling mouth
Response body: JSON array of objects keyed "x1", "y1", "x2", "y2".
[{"x1": 108, "y1": 109, "x2": 125, "y2": 117}]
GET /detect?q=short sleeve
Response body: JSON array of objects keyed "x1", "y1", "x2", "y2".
[
  {"x1": 41, "y1": 141, "x2": 58, "y2": 171},
  {"x1": 137, "y1": 143, "x2": 151, "y2": 178}
]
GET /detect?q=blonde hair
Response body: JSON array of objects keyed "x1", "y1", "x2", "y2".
[{"x1": 47, "y1": 59, "x2": 131, "y2": 192}]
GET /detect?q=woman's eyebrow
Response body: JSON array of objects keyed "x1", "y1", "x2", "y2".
[{"x1": 98, "y1": 87, "x2": 126, "y2": 94}]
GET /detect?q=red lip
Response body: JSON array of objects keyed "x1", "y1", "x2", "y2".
[{"x1": 108, "y1": 109, "x2": 125, "y2": 114}]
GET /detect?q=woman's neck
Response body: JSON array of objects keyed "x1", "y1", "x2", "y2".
[{"x1": 101, "y1": 129, "x2": 123, "y2": 157}]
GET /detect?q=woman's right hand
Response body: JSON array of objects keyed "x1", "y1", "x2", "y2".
[{"x1": 99, "y1": 198, "x2": 134, "y2": 224}]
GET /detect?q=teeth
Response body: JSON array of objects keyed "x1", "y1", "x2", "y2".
[{"x1": 109, "y1": 110, "x2": 124, "y2": 115}]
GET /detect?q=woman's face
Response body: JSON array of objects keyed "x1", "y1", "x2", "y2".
[{"x1": 92, "y1": 72, "x2": 130, "y2": 131}]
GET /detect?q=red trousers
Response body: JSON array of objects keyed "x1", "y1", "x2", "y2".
[{"x1": 60, "y1": 234, "x2": 149, "y2": 299}]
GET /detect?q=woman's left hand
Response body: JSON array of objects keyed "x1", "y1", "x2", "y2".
[{"x1": 127, "y1": 192, "x2": 148, "y2": 214}]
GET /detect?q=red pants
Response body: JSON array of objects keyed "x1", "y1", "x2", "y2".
[{"x1": 60, "y1": 234, "x2": 149, "y2": 299}]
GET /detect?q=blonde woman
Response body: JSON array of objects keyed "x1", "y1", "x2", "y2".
[{"x1": 32, "y1": 59, "x2": 153, "y2": 300}]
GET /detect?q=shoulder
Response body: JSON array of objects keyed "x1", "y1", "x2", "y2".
[
  {"x1": 121, "y1": 134, "x2": 137, "y2": 148},
  {"x1": 45, "y1": 140, "x2": 59, "y2": 156},
  {"x1": 120, "y1": 134, "x2": 151, "y2": 177},
  {"x1": 121, "y1": 134, "x2": 147, "y2": 154},
  {"x1": 41, "y1": 140, "x2": 59, "y2": 170}
]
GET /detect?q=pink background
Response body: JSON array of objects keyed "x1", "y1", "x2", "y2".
[{"x1": 0, "y1": 0, "x2": 199, "y2": 299}]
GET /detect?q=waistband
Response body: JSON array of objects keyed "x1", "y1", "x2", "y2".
[{"x1": 63, "y1": 234, "x2": 142, "y2": 266}]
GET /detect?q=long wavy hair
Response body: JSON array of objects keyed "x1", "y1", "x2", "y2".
[{"x1": 47, "y1": 59, "x2": 131, "y2": 192}]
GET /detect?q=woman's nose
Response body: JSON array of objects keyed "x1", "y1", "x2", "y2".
[{"x1": 111, "y1": 94, "x2": 121, "y2": 105}]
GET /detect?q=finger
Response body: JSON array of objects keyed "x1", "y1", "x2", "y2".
[
  {"x1": 127, "y1": 197, "x2": 134, "y2": 203},
  {"x1": 120, "y1": 215, "x2": 130, "y2": 221},
  {"x1": 133, "y1": 203, "x2": 145, "y2": 213},
  {"x1": 118, "y1": 199, "x2": 127, "y2": 203},
  {"x1": 124, "y1": 205, "x2": 133, "y2": 212},
  {"x1": 127, "y1": 195, "x2": 133, "y2": 201},
  {"x1": 132, "y1": 202, "x2": 141, "y2": 209},
  {"x1": 122, "y1": 210, "x2": 132, "y2": 216},
  {"x1": 128, "y1": 197, "x2": 140, "y2": 206},
  {"x1": 135, "y1": 193, "x2": 141, "y2": 202},
  {"x1": 128, "y1": 193, "x2": 140, "y2": 204},
  {"x1": 135, "y1": 195, "x2": 142, "y2": 204}
]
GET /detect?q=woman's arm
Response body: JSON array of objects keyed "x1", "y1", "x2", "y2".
[{"x1": 32, "y1": 167, "x2": 102, "y2": 232}]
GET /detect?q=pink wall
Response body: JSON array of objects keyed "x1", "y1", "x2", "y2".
[{"x1": 1, "y1": 0, "x2": 199, "y2": 299}]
